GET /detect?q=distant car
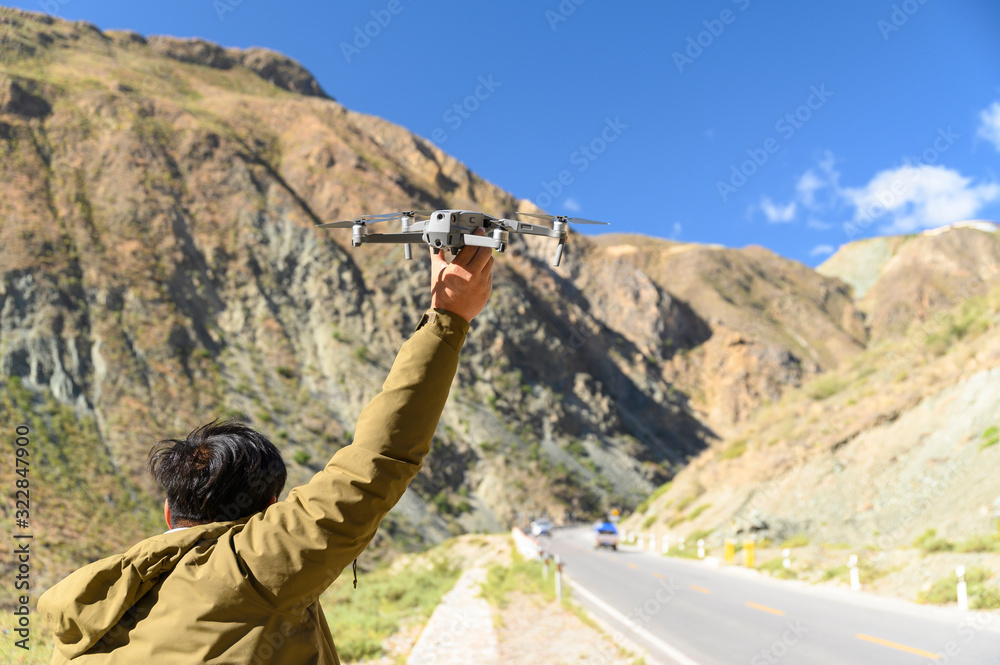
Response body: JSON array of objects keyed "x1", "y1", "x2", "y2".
[
  {"x1": 594, "y1": 521, "x2": 618, "y2": 550},
  {"x1": 530, "y1": 518, "x2": 553, "y2": 537}
]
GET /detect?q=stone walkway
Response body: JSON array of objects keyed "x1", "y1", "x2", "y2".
[{"x1": 406, "y1": 566, "x2": 499, "y2": 665}]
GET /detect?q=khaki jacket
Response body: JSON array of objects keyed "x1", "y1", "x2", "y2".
[{"x1": 38, "y1": 310, "x2": 469, "y2": 664}]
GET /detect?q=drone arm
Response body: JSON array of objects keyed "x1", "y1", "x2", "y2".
[
  {"x1": 460, "y1": 234, "x2": 504, "y2": 249},
  {"x1": 356, "y1": 233, "x2": 425, "y2": 245},
  {"x1": 501, "y1": 219, "x2": 562, "y2": 239}
]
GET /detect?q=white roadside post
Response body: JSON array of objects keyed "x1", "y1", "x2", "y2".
[
  {"x1": 679, "y1": 537, "x2": 686, "y2": 551},
  {"x1": 697, "y1": 539, "x2": 705, "y2": 559},
  {"x1": 555, "y1": 555, "x2": 563, "y2": 603},
  {"x1": 849, "y1": 554, "x2": 861, "y2": 591},
  {"x1": 649, "y1": 533, "x2": 657, "y2": 551},
  {"x1": 782, "y1": 548, "x2": 791, "y2": 570},
  {"x1": 662, "y1": 535, "x2": 670, "y2": 554},
  {"x1": 637, "y1": 532, "x2": 644, "y2": 550},
  {"x1": 957, "y1": 565, "x2": 968, "y2": 611}
]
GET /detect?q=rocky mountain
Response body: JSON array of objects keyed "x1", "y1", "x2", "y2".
[
  {"x1": 2, "y1": 7, "x2": 996, "y2": 607},
  {"x1": 625, "y1": 222, "x2": 1000, "y2": 582}
]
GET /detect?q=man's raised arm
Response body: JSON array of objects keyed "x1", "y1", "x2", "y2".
[{"x1": 231, "y1": 232, "x2": 493, "y2": 611}]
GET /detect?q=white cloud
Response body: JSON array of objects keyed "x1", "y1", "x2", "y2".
[
  {"x1": 563, "y1": 198, "x2": 581, "y2": 213},
  {"x1": 977, "y1": 102, "x2": 1000, "y2": 151},
  {"x1": 759, "y1": 197, "x2": 797, "y2": 223},
  {"x1": 843, "y1": 164, "x2": 1000, "y2": 233},
  {"x1": 796, "y1": 170, "x2": 825, "y2": 208},
  {"x1": 670, "y1": 222, "x2": 682, "y2": 239},
  {"x1": 809, "y1": 244, "x2": 835, "y2": 257}
]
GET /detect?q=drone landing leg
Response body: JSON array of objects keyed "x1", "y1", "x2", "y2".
[{"x1": 404, "y1": 244, "x2": 412, "y2": 260}]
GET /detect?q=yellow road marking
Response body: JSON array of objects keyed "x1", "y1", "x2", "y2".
[
  {"x1": 746, "y1": 602, "x2": 784, "y2": 615},
  {"x1": 689, "y1": 585, "x2": 711, "y2": 594},
  {"x1": 652, "y1": 572, "x2": 665, "y2": 579},
  {"x1": 856, "y1": 634, "x2": 941, "y2": 659},
  {"x1": 628, "y1": 563, "x2": 639, "y2": 570}
]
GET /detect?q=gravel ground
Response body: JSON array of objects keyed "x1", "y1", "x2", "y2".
[{"x1": 495, "y1": 591, "x2": 641, "y2": 665}]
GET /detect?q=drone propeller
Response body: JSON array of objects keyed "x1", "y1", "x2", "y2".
[
  {"x1": 513, "y1": 212, "x2": 609, "y2": 226},
  {"x1": 317, "y1": 215, "x2": 398, "y2": 229}
]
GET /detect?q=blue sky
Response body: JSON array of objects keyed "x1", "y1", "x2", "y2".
[{"x1": 6, "y1": 0, "x2": 1000, "y2": 266}]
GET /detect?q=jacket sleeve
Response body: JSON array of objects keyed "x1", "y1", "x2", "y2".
[{"x1": 230, "y1": 309, "x2": 469, "y2": 612}]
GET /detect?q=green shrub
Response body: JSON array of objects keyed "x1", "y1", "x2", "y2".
[
  {"x1": 353, "y1": 346, "x2": 369, "y2": 363},
  {"x1": 292, "y1": 450, "x2": 311, "y2": 465}
]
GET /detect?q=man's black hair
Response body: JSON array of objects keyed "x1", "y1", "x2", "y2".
[{"x1": 148, "y1": 419, "x2": 287, "y2": 525}]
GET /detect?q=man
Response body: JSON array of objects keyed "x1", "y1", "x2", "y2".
[{"x1": 38, "y1": 234, "x2": 494, "y2": 664}]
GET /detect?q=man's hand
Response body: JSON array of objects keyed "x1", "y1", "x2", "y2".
[{"x1": 430, "y1": 228, "x2": 494, "y2": 323}]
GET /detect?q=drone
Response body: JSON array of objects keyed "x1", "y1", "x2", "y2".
[{"x1": 316, "y1": 209, "x2": 608, "y2": 267}]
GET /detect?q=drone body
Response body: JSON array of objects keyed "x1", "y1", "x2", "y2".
[{"x1": 317, "y1": 209, "x2": 607, "y2": 266}]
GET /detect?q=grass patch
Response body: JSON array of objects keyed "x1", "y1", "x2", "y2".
[
  {"x1": 760, "y1": 556, "x2": 796, "y2": 580},
  {"x1": 807, "y1": 374, "x2": 849, "y2": 400},
  {"x1": 687, "y1": 503, "x2": 711, "y2": 521},
  {"x1": 481, "y1": 548, "x2": 560, "y2": 608},
  {"x1": 822, "y1": 564, "x2": 849, "y2": 582},
  {"x1": 980, "y1": 425, "x2": 999, "y2": 451},
  {"x1": 636, "y1": 481, "x2": 673, "y2": 513},
  {"x1": 779, "y1": 533, "x2": 810, "y2": 548},
  {"x1": 912, "y1": 528, "x2": 955, "y2": 554},
  {"x1": 688, "y1": 528, "x2": 714, "y2": 543},
  {"x1": 918, "y1": 567, "x2": 995, "y2": 606},
  {"x1": 321, "y1": 553, "x2": 461, "y2": 661},
  {"x1": 719, "y1": 439, "x2": 748, "y2": 461},
  {"x1": 955, "y1": 527, "x2": 1000, "y2": 553}
]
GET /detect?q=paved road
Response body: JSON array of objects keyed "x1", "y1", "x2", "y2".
[{"x1": 540, "y1": 526, "x2": 1000, "y2": 665}]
